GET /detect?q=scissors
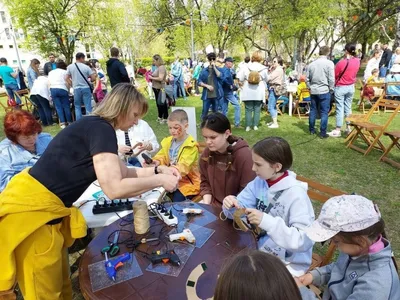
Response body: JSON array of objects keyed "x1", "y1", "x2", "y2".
[{"x1": 101, "y1": 232, "x2": 120, "y2": 257}]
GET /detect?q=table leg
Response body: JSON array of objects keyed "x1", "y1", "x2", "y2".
[{"x1": 289, "y1": 92, "x2": 293, "y2": 116}]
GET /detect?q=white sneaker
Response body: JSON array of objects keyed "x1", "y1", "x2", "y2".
[
  {"x1": 60, "y1": 124, "x2": 66, "y2": 129},
  {"x1": 245, "y1": 126, "x2": 251, "y2": 132},
  {"x1": 328, "y1": 129, "x2": 341, "y2": 137},
  {"x1": 267, "y1": 122, "x2": 273, "y2": 126},
  {"x1": 254, "y1": 126, "x2": 259, "y2": 131},
  {"x1": 268, "y1": 123, "x2": 279, "y2": 129}
]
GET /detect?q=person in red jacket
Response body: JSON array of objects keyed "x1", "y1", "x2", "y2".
[
  {"x1": 329, "y1": 43, "x2": 360, "y2": 137},
  {"x1": 199, "y1": 113, "x2": 256, "y2": 206}
]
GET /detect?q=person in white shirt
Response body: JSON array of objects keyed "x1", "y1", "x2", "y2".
[
  {"x1": 116, "y1": 119, "x2": 159, "y2": 167},
  {"x1": 48, "y1": 61, "x2": 72, "y2": 128},
  {"x1": 30, "y1": 76, "x2": 54, "y2": 126},
  {"x1": 363, "y1": 50, "x2": 381, "y2": 82}
]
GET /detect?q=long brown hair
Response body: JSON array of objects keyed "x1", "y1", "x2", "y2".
[
  {"x1": 214, "y1": 250, "x2": 302, "y2": 300},
  {"x1": 252, "y1": 137, "x2": 293, "y2": 172},
  {"x1": 30, "y1": 58, "x2": 40, "y2": 75}
]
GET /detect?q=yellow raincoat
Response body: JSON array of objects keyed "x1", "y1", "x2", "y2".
[
  {"x1": 153, "y1": 135, "x2": 200, "y2": 196},
  {"x1": 0, "y1": 168, "x2": 87, "y2": 300}
]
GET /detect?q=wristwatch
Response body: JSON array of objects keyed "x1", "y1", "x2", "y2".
[{"x1": 154, "y1": 166, "x2": 159, "y2": 174}]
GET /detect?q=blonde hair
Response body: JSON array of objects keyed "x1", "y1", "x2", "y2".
[
  {"x1": 251, "y1": 51, "x2": 263, "y2": 63},
  {"x1": 395, "y1": 47, "x2": 400, "y2": 55},
  {"x1": 153, "y1": 54, "x2": 165, "y2": 66},
  {"x1": 92, "y1": 83, "x2": 148, "y2": 128}
]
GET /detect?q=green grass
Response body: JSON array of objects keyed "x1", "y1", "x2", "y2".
[{"x1": 1, "y1": 83, "x2": 399, "y2": 258}]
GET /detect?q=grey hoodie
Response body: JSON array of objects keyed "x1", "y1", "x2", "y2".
[{"x1": 300, "y1": 239, "x2": 400, "y2": 300}]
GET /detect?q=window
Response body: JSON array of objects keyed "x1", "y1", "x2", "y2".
[
  {"x1": 0, "y1": 45, "x2": 3, "y2": 49},
  {"x1": 0, "y1": 12, "x2": 6, "y2": 24},
  {"x1": 5, "y1": 28, "x2": 11, "y2": 39},
  {"x1": 22, "y1": 60, "x2": 26, "y2": 64},
  {"x1": 12, "y1": 60, "x2": 17, "y2": 65},
  {"x1": 9, "y1": 45, "x2": 13, "y2": 48}
]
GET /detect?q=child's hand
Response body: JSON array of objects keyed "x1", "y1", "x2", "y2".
[
  {"x1": 245, "y1": 208, "x2": 263, "y2": 225},
  {"x1": 118, "y1": 145, "x2": 132, "y2": 154},
  {"x1": 158, "y1": 174, "x2": 179, "y2": 192},
  {"x1": 296, "y1": 273, "x2": 313, "y2": 287},
  {"x1": 223, "y1": 196, "x2": 241, "y2": 210}
]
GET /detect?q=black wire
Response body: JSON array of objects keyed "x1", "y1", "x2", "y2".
[{"x1": 76, "y1": 199, "x2": 98, "y2": 209}]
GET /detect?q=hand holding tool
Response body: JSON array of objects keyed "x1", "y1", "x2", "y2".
[
  {"x1": 104, "y1": 252, "x2": 131, "y2": 281},
  {"x1": 101, "y1": 232, "x2": 120, "y2": 257},
  {"x1": 149, "y1": 250, "x2": 181, "y2": 266},
  {"x1": 169, "y1": 228, "x2": 196, "y2": 243}
]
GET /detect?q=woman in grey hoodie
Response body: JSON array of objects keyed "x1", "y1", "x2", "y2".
[{"x1": 297, "y1": 195, "x2": 400, "y2": 300}]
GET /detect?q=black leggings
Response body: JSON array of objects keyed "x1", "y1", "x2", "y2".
[{"x1": 153, "y1": 88, "x2": 168, "y2": 119}]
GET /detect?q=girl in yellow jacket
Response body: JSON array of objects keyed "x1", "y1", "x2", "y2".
[{"x1": 152, "y1": 109, "x2": 200, "y2": 202}]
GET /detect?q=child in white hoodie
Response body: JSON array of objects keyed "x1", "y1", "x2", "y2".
[{"x1": 223, "y1": 136, "x2": 315, "y2": 276}]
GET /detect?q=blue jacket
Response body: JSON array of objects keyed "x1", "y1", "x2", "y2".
[
  {"x1": 198, "y1": 65, "x2": 224, "y2": 101},
  {"x1": 300, "y1": 240, "x2": 400, "y2": 300},
  {"x1": 0, "y1": 133, "x2": 52, "y2": 191},
  {"x1": 221, "y1": 66, "x2": 234, "y2": 95}
]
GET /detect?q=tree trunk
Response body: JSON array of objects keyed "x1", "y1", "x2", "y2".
[
  {"x1": 361, "y1": 40, "x2": 367, "y2": 61},
  {"x1": 395, "y1": 12, "x2": 400, "y2": 48}
]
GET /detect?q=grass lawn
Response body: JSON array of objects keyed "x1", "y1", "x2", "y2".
[{"x1": 1, "y1": 81, "x2": 399, "y2": 298}]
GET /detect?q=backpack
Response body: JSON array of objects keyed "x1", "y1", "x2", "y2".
[{"x1": 247, "y1": 68, "x2": 262, "y2": 85}]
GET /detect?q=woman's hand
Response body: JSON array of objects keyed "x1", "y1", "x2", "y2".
[
  {"x1": 223, "y1": 195, "x2": 241, "y2": 210},
  {"x1": 245, "y1": 208, "x2": 263, "y2": 225},
  {"x1": 118, "y1": 145, "x2": 132, "y2": 154},
  {"x1": 158, "y1": 174, "x2": 179, "y2": 192},
  {"x1": 296, "y1": 273, "x2": 313, "y2": 287}
]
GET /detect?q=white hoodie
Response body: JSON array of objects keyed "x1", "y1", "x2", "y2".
[
  {"x1": 223, "y1": 171, "x2": 315, "y2": 276},
  {"x1": 237, "y1": 61, "x2": 269, "y2": 102}
]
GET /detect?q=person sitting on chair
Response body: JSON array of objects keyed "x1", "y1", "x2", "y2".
[{"x1": 0, "y1": 110, "x2": 52, "y2": 191}]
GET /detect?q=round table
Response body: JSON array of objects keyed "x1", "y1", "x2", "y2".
[{"x1": 79, "y1": 204, "x2": 257, "y2": 300}]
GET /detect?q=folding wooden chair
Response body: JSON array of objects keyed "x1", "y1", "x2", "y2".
[
  {"x1": 13, "y1": 89, "x2": 31, "y2": 111},
  {"x1": 0, "y1": 91, "x2": 25, "y2": 112},
  {"x1": 359, "y1": 81, "x2": 384, "y2": 114},
  {"x1": 383, "y1": 81, "x2": 400, "y2": 113},
  {"x1": 379, "y1": 131, "x2": 400, "y2": 169},
  {"x1": 346, "y1": 98, "x2": 400, "y2": 156},
  {"x1": 293, "y1": 88, "x2": 311, "y2": 119}
]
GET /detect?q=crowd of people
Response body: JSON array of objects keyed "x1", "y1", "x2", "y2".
[{"x1": 0, "y1": 43, "x2": 399, "y2": 300}]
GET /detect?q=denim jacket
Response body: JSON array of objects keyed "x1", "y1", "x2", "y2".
[
  {"x1": 199, "y1": 65, "x2": 224, "y2": 101},
  {"x1": 0, "y1": 133, "x2": 52, "y2": 191}
]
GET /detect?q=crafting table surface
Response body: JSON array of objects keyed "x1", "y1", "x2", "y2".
[{"x1": 79, "y1": 203, "x2": 257, "y2": 300}]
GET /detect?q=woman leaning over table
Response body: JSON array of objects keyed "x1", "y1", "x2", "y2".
[{"x1": 0, "y1": 83, "x2": 180, "y2": 300}]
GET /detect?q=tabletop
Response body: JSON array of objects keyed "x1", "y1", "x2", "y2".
[
  {"x1": 79, "y1": 203, "x2": 257, "y2": 300},
  {"x1": 73, "y1": 180, "x2": 164, "y2": 229}
]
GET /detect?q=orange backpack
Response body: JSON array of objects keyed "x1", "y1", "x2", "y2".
[{"x1": 247, "y1": 67, "x2": 266, "y2": 85}]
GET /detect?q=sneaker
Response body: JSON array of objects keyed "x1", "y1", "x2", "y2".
[
  {"x1": 254, "y1": 126, "x2": 259, "y2": 131},
  {"x1": 310, "y1": 131, "x2": 316, "y2": 135},
  {"x1": 60, "y1": 124, "x2": 66, "y2": 129},
  {"x1": 234, "y1": 125, "x2": 244, "y2": 129},
  {"x1": 157, "y1": 117, "x2": 162, "y2": 123},
  {"x1": 162, "y1": 119, "x2": 168, "y2": 124},
  {"x1": 245, "y1": 126, "x2": 251, "y2": 132},
  {"x1": 266, "y1": 122, "x2": 273, "y2": 126},
  {"x1": 320, "y1": 134, "x2": 329, "y2": 139},
  {"x1": 328, "y1": 129, "x2": 341, "y2": 137},
  {"x1": 268, "y1": 123, "x2": 279, "y2": 129}
]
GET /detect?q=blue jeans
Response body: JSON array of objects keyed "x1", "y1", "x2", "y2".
[
  {"x1": 51, "y1": 88, "x2": 72, "y2": 124},
  {"x1": 173, "y1": 76, "x2": 186, "y2": 99},
  {"x1": 268, "y1": 88, "x2": 277, "y2": 118},
  {"x1": 30, "y1": 95, "x2": 53, "y2": 126},
  {"x1": 127, "y1": 157, "x2": 142, "y2": 168},
  {"x1": 223, "y1": 93, "x2": 241, "y2": 126},
  {"x1": 5, "y1": 83, "x2": 21, "y2": 104},
  {"x1": 201, "y1": 98, "x2": 218, "y2": 120},
  {"x1": 74, "y1": 88, "x2": 92, "y2": 120},
  {"x1": 244, "y1": 101, "x2": 262, "y2": 127},
  {"x1": 334, "y1": 85, "x2": 355, "y2": 128},
  {"x1": 309, "y1": 93, "x2": 330, "y2": 135},
  {"x1": 170, "y1": 189, "x2": 194, "y2": 202},
  {"x1": 379, "y1": 66, "x2": 388, "y2": 78}
]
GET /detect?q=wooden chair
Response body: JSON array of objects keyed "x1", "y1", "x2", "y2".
[
  {"x1": 0, "y1": 91, "x2": 25, "y2": 112},
  {"x1": 379, "y1": 131, "x2": 400, "y2": 169},
  {"x1": 383, "y1": 82, "x2": 400, "y2": 113},
  {"x1": 293, "y1": 89, "x2": 311, "y2": 119},
  {"x1": 358, "y1": 81, "x2": 384, "y2": 114},
  {"x1": 13, "y1": 89, "x2": 32, "y2": 112},
  {"x1": 346, "y1": 98, "x2": 400, "y2": 156}
]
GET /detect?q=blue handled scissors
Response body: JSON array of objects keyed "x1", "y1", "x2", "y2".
[{"x1": 101, "y1": 232, "x2": 120, "y2": 257}]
